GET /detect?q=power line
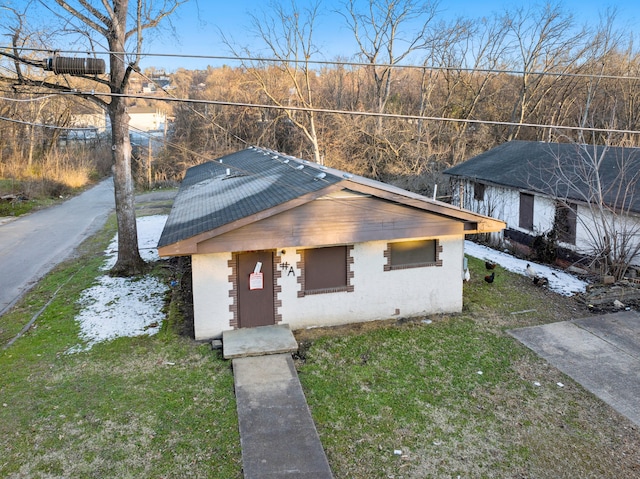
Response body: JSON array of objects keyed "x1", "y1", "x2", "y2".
[
  {"x1": 0, "y1": 94, "x2": 59, "y2": 102},
  {"x1": 57, "y1": 89, "x2": 640, "y2": 137},
  {"x1": 0, "y1": 114, "x2": 97, "y2": 130},
  {"x1": 5, "y1": 46, "x2": 640, "y2": 82},
  {"x1": 3, "y1": 84, "x2": 639, "y2": 137}
]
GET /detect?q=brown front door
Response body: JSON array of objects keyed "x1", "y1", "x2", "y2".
[{"x1": 237, "y1": 251, "x2": 275, "y2": 328}]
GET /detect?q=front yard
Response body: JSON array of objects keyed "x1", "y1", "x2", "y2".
[{"x1": 0, "y1": 220, "x2": 638, "y2": 477}]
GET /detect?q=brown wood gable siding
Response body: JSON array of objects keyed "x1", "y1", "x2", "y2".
[
  {"x1": 342, "y1": 181, "x2": 508, "y2": 233},
  {"x1": 195, "y1": 197, "x2": 465, "y2": 254},
  {"x1": 158, "y1": 183, "x2": 344, "y2": 257}
]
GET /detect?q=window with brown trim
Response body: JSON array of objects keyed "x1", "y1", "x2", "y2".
[
  {"x1": 384, "y1": 240, "x2": 442, "y2": 271},
  {"x1": 297, "y1": 245, "x2": 354, "y2": 296}
]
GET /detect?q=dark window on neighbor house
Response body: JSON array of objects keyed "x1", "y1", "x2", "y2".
[
  {"x1": 519, "y1": 193, "x2": 534, "y2": 230},
  {"x1": 473, "y1": 182, "x2": 485, "y2": 201},
  {"x1": 555, "y1": 202, "x2": 577, "y2": 244},
  {"x1": 384, "y1": 239, "x2": 442, "y2": 271},
  {"x1": 297, "y1": 245, "x2": 354, "y2": 296}
]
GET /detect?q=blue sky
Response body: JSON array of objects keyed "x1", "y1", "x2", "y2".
[
  {"x1": 4, "y1": 0, "x2": 639, "y2": 71},
  {"x1": 143, "y1": 0, "x2": 639, "y2": 71}
]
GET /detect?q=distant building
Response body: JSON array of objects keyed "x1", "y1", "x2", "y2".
[
  {"x1": 69, "y1": 105, "x2": 108, "y2": 133},
  {"x1": 128, "y1": 107, "x2": 167, "y2": 133}
]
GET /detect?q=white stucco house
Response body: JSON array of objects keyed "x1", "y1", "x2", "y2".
[
  {"x1": 158, "y1": 147, "x2": 504, "y2": 340},
  {"x1": 444, "y1": 140, "x2": 640, "y2": 271}
]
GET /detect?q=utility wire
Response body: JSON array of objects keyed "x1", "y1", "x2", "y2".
[
  {"x1": 5, "y1": 46, "x2": 640, "y2": 82},
  {"x1": 0, "y1": 94, "x2": 59, "y2": 102},
  {"x1": 4, "y1": 86, "x2": 639, "y2": 137},
  {"x1": 0, "y1": 114, "x2": 97, "y2": 130},
  {"x1": 58, "y1": 89, "x2": 640, "y2": 137}
]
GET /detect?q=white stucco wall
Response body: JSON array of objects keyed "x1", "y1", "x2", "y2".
[
  {"x1": 465, "y1": 183, "x2": 553, "y2": 236},
  {"x1": 190, "y1": 236, "x2": 465, "y2": 340},
  {"x1": 192, "y1": 253, "x2": 233, "y2": 340},
  {"x1": 573, "y1": 205, "x2": 640, "y2": 266},
  {"x1": 279, "y1": 237, "x2": 463, "y2": 329}
]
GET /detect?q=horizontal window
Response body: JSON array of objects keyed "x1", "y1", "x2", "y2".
[{"x1": 385, "y1": 240, "x2": 442, "y2": 271}]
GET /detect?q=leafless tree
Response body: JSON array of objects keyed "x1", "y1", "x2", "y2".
[
  {"x1": 340, "y1": 0, "x2": 443, "y2": 127},
  {"x1": 1, "y1": 0, "x2": 185, "y2": 276},
  {"x1": 223, "y1": 0, "x2": 324, "y2": 164},
  {"x1": 503, "y1": 2, "x2": 588, "y2": 141},
  {"x1": 539, "y1": 139, "x2": 640, "y2": 280}
]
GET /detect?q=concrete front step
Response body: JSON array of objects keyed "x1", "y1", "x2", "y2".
[{"x1": 222, "y1": 324, "x2": 299, "y2": 359}]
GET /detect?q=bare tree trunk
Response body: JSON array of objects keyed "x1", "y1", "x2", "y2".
[
  {"x1": 106, "y1": 0, "x2": 145, "y2": 275},
  {"x1": 109, "y1": 95, "x2": 144, "y2": 275}
]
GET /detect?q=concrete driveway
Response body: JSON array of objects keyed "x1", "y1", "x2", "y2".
[{"x1": 509, "y1": 310, "x2": 640, "y2": 427}]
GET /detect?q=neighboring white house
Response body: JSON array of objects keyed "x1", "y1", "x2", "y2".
[
  {"x1": 444, "y1": 140, "x2": 640, "y2": 270},
  {"x1": 69, "y1": 111, "x2": 108, "y2": 133},
  {"x1": 128, "y1": 107, "x2": 167, "y2": 132},
  {"x1": 158, "y1": 147, "x2": 505, "y2": 340},
  {"x1": 68, "y1": 106, "x2": 108, "y2": 144}
]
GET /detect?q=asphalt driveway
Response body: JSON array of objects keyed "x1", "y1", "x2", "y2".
[
  {"x1": 509, "y1": 310, "x2": 640, "y2": 427},
  {"x1": 0, "y1": 178, "x2": 115, "y2": 316}
]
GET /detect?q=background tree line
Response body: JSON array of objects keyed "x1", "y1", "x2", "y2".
[
  {"x1": 161, "y1": 1, "x2": 640, "y2": 197},
  {"x1": 2, "y1": 1, "x2": 640, "y2": 204}
]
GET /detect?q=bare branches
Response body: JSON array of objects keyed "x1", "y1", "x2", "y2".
[
  {"x1": 225, "y1": 0, "x2": 324, "y2": 163},
  {"x1": 49, "y1": 0, "x2": 110, "y2": 37}
]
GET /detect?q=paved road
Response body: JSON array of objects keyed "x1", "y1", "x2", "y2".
[
  {"x1": 0, "y1": 178, "x2": 115, "y2": 316},
  {"x1": 510, "y1": 311, "x2": 640, "y2": 427}
]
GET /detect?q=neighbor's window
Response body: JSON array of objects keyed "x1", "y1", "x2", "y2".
[
  {"x1": 297, "y1": 245, "x2": 354, "y2": 296},
  {"x1": 519, "y1": 193, "x2": 534, "y2": 231},
  {"x1": 384, "y1": 239, "x2": 442, "y2": 271},
  {"x1": 555, "y1": 202, "x2": 577, "y2": 244},
  {"x1": 473, "y1": 182, "x2": 485, "y2": 201}
]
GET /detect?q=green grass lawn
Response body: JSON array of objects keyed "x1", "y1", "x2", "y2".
[
  {"x1": 296, "y1": 258, "x2": 640, "y2": 478},
  {"x1": 1, "y1": 232, "x2": 639, "y2": 478},
  {"x1": 0, "y1": 216, "x2": 241, "y2": 479}
]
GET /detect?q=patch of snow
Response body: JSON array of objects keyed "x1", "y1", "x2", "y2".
[
  {"x1": 464, "y1": 240, "x2": 588, "y2": 297},
  {"x1": 103, "y1": 215, "x2": 167, "y2": 270},
  {"x1": 69, "y1": 215, "x2": 169, "y2": 353}
]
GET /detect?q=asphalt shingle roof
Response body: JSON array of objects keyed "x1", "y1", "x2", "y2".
[
  {"x1": 444, "y1": 140, "x2": 640, "y2": 213},
  {"x1": 157, "y1": 147, "x2": 342, "y2": 247}
]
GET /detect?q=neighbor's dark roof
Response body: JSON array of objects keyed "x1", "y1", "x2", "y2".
[
  {"x1": 444, "y1": 140, "x2": 640, "y2": 212},
  {"x1": 157, "y1": 147, "x2": 343, "y2": 248}
]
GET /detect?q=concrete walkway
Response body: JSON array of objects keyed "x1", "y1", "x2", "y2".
[
  {"x1": 223, "y1": 326, "x2": 333, "y2": 478},
  {"x1": 509, "y1": 311, "x2": 640, "y2": 426}
]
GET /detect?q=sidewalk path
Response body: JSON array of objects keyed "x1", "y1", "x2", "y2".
[
  {"x1": 509, "y1": 311, "x2": 640, "y2": 427},
  {"x1": 233, "y1": 353, "x2": 333, "y2": 478},
  {"x1": 0, "y1": 178, "x2": 114, "y2": 316}
]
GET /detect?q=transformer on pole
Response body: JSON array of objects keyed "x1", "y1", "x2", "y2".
[{"x1": 44, "y1": 56, "x2": 106, "y2": 75}]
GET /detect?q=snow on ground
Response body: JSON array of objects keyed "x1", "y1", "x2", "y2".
[
  {"x1": 68, "y1": 215, "x2": 169, "y2": 353},
  {"x1": 465, "y1": 240, "x2": 589, "y2": 296}
]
